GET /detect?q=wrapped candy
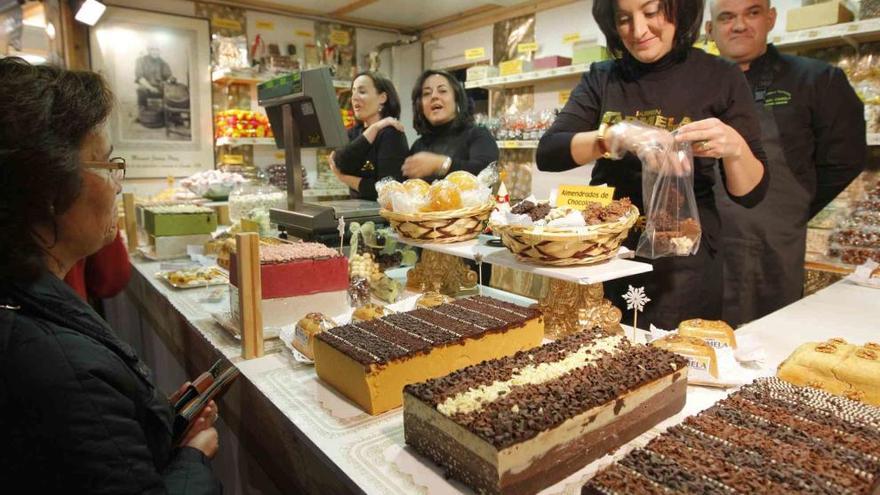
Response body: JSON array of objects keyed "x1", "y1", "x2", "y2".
[
  {"x1": 403, "y1": 178, "x2": 430, "y2": 197},
  {"x1": 376, "y1": 178, "x2": 405, "y2": 210},
  {"x1": 424, "y1": 180, "x2": 462, "y2": 212},
  {"x1": 446, "y1": 171, "x2": 479, "y2": 191},
  {"x1": 181, "y1": 170, "x2": 246, "y2": 199}
]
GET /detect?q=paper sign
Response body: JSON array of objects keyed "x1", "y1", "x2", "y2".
[
  {"x1": 558, "y1": 90, "x2": 571, "y2": 106},
  {"x1": 562, "y1": 33, "x2": 581, "y2": 44},
  {"x1": 499, "y1": 59, "x2": 525, "y2": 76},
  {"x1": 555, "y1": 185, "x2": 615, "y2": 208},
  {"x1": 517, "y1": 42, "x2": 538, "y2": 54},
  {"x1": 295, "y1": 30, "x2": 314, "y2": 37},
  {"x1": 465, "y1": 47, "x2": 486, "y2": 60},
  {"x1": 211, "y1": 17, "x2": 242, "y2": 30},
  {"x1": 255, "y1": 21, "x2": 275, "y2": 30},
  {"x1": 330, "y1": 29, "x2": 351, "y2": 45}
]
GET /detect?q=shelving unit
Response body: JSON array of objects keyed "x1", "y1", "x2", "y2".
[
  {"x1": 464, "y1": 62, "x2": 589, "y2": 89},
  {"x1": 774, "y1": 18, "x2": 880, "y2": 50},
  {"x1": 215, "y1": 136, "x2": 277, "y2": 147},
  {"x1": 496, "y1": 140, "x2": 539, "y2": 149}
]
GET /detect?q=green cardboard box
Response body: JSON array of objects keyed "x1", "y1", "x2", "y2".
[
  {"x1": 144, "y1": 207, "x2": 217, "y2": 237},
  {"x1": 572, "y1": 41, "x2": 610, "y2": 65}
]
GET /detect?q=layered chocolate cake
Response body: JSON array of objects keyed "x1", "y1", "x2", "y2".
[
  {"x1": 583, "y1": 377, "x2": 880, "y2": 495},
  {"x1": 403, "y1": 329, "x2": 688, "y2": 495},
  {"x1": 313, "y1": 296, "x2": 544, "y2": 415}
]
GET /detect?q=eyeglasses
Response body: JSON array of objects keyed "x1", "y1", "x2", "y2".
[{"x1": 82, "y1": 156, "x2": 126, "y2": 184}]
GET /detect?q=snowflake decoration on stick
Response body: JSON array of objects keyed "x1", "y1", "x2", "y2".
[
  {"x1": 622, "y1": 285, "x2": 650, "y2": 342},
  {"x1": 337, "y1": 216, "x2": 346, "y2": 254}
]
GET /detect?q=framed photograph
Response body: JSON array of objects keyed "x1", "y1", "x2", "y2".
[{"x1": 90, "y1": 7, "x2": 213, "y2": 179}]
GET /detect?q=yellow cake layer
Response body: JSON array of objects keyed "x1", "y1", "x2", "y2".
[{"x1": 313, "y1": 317, "x2": 544, "y2": 415}]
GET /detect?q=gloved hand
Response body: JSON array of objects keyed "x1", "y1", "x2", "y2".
[{"x1": 605, "y1": 121, "x2": 690, "y2": 175}]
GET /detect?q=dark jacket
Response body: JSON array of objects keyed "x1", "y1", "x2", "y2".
[
  {"x1": 410, "y1": 121, "x2": 499, "y2": 182},
  {"x1": 744, "y1": 44, "x2": 866, "y2": 217},
  {"x1": 335, "y1": 125, "x2": 408, "y2": 200},
  {"x1": 0, "y1": 272, "x2": 222, "y2": 494}
]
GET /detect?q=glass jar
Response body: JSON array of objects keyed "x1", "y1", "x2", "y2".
[{"x1": 228, "y1": 177, "x2": 287, "y2": 234}]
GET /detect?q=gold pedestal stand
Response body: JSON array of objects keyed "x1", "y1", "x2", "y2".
[
  {"x1": 538, "y1": 280, "x2": 623, "y2": 339},
  {"x1": 407, "y1": 251, "x2": 478, "y2": 297}
]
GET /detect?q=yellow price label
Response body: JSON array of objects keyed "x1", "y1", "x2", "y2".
[
  {"x1": 562, "y1": 33, "x2": 581, "y2": 44},
  {"x1": 555, "y1": 185, "x2": 615, "y2": 208},
  {"x1": 499, "y1": 59, "x2": 525, "y2": 76},
  {"x1": 255, "y1": 21, "x2": 275, "y2": 30},
  {"x1": 558, "y1": 90, "x2": 571, "y2": 106},
  {"x1": 274, "y1": 151, "x2": 285, "y2": 160},
  {"x1": 330, "y1": 29, "x2": 351, "y2": 45},
  {"x1": 465, "y1": 47, "x2": 487, "y2": 60},
  {"x1": 295, "y1": 30, "x2": 314, "y2": 37},
  {"x1": 211, "y1": 17, "x2": 241, "y2": 30},
  {"x1": 517, "y1": 42, "x2": 538, "y2": 54},
  {"x1": 847, "y1": 23, "x2": 859, "y2": 32}
]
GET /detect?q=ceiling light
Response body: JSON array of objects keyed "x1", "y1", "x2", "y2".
[{"x1": 75, "y1": 0, "x2": 107, "y2": 26}]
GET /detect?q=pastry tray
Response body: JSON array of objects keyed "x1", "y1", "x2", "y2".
[{"x1": 157, "y1": 267, "x2": 228, "y2": 289}]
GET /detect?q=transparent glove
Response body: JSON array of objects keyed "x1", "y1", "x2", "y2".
[{"x1": 605, "y1": 121, "x2": 690, "y2": 176}]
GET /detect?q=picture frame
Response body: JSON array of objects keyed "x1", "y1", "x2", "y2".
[{"x1": 89, "y1": 7, "x2": 213, "y2": 179}]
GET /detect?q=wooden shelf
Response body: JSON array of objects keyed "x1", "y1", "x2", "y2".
[
  {"x1": 496, "y1": 140, "x2": 539, "y2": 149},
  {"x1": 215, "y1": 137, "x2": 277, "y2": 147},
  {"x1": 212, "y1": 68, "x2": 351, "y2": 90},
  {"x1": 464, "y1": 63, "x2": 590, "y2": 90},
  {"x1": 774, "y1": 18, "x2": 880, "y2": 50}
]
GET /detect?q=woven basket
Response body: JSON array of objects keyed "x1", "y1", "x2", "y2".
[
  {"x1": 491, "y1": 205, "x2": 640, "y2": 266},
  {"x1": 381, "y1": 202, "x2": 495, "y2": 244}
]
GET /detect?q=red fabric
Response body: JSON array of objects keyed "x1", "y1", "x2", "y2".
[{"x1": 64, "y1": 232, "x2": 132, "y2": 300}]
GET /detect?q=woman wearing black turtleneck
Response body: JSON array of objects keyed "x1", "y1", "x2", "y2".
[
  {"x1": 402, "y1": 70, "x2": 498, "y2": 181},
  {"x1": 536, "y1": 0, "x2": 768, "y2": 329},
  {"x1": 330, "y1": 71, "x2": 408, "y2": 200}
]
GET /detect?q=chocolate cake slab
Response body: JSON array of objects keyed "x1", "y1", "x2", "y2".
[
  {"x1": 583, "y1": 377, "x2": 880, "y2": 495},
  {"x1": 403, "y1": 329, "x2": 688, "y2": 495},
  {"x1": 313, "y1": 296, "x2": 544, "y2": 415}
]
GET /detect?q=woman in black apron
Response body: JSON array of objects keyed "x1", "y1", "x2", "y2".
[{"x1": 536, "y1": 0, "x2": 769, "y2": 329}]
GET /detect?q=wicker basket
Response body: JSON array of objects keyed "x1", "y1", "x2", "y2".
[
  {"x1": 381, "y1": 202, "x2": 495, "y2": 244},
  {"x1": 492, "y1": 205, "x2": 640, "y2": 266}
]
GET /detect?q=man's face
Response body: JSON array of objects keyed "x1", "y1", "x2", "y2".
[
  {"x1": 148, "y1": 47, "x2": 160, "y2": 59},
  {"x1": 707, "y1": 0, "x2": 777, "y2": 66}
]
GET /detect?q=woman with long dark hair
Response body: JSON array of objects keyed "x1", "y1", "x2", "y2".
[
  {"x1": 536, "y1": 0, "x2": 768, "y2": 328},
  {"x1": 330, "y1": 71, "x2": 409, "y2": 200},
  {"x1": 0, "y1": 58, "x2": 222, "y2": 494},
  {"x1": 403, "y1": 69, "x2": 498, "y2": 181}
]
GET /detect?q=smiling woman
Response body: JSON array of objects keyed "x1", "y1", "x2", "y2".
[
  {"x1": 404, "y1": 69, "x2": 499, "y2": 182},
  {"x1": 535, "y1": 0, "x2": 770, "y2": 329}
]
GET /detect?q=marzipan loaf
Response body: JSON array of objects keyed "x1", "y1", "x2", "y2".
[{"x1": 777, "y1": 338, "x2": 880, "y2": 406}]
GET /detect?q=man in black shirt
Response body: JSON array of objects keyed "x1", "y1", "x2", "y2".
[{"x1": 707, "y1": 0, "x2": 866, "y2": 326}]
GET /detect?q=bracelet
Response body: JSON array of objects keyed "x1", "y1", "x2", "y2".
[
  {"x1": 439, "y1": 156, "x2": 452, "y2": 176},
  {"x1": 596, "y1": 123, "x2": 618, "y2": 160}
]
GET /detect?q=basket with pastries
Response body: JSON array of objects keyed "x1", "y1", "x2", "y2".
[
  {"x1": 377, "y1": 170, "x2": 496, "y2": 244},
  {"x1": 489, "y1": 197, "x2": 640, "y2": 266}
]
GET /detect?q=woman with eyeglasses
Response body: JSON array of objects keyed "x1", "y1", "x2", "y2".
[
  {"x1": 329, "y1": 71, "x2": 409, "y2": 200},
  {"x1": 0, "y1": 58, "x2": 222, "y2": 494},
  {"x1": 536, "y1": 0, "x2": 768, "y2": 329},
  {"x1": 403, "y1": 69, "x2": 499, "y2": 180}
]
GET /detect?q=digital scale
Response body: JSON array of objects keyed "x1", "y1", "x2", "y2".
[{"x1": 258, "y1": 68, "x2": 383, "y2": 241}]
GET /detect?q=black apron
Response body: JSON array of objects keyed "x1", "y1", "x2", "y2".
[{"x1": 713, "y1": 60, "x2": 810, "y2": 327}]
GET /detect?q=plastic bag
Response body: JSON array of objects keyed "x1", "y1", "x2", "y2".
[{"x1": 636, "y1": 139, "x2": 702, "y2": 258}]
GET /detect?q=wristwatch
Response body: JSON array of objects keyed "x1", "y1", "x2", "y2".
[
  {"x1": 596, "y1": 123, "x2": 619, "y2": 160},
  {"x1": 439, "y1": 156, "x2": 452, "y2": 176}
]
